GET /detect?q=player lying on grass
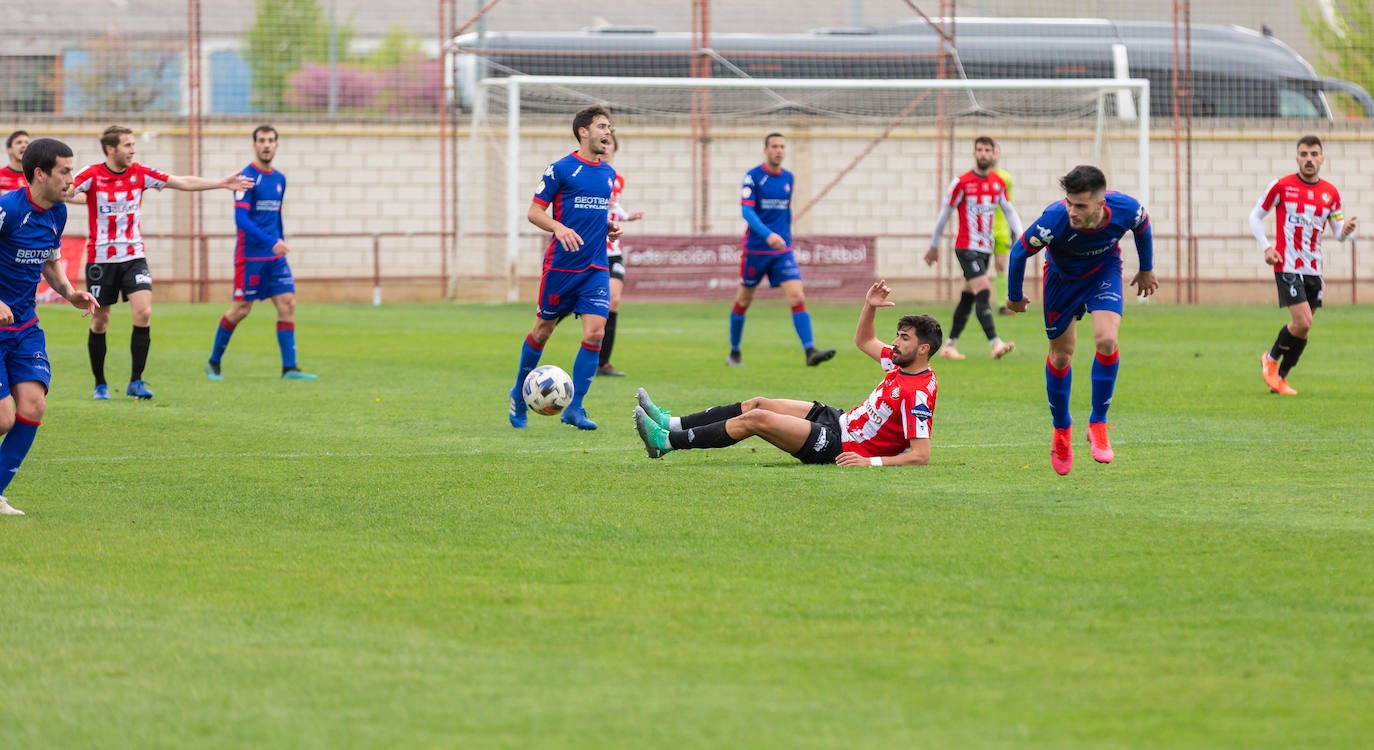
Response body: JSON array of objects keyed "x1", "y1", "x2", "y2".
[{"x1": 633, "y1": 280, "x2": 940, "y2": 467}]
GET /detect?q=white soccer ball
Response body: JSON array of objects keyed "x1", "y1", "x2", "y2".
[{"x1": 522, "y1": 365, "x2": 574, "y2": 416}]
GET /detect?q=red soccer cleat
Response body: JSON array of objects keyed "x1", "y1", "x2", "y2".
[
  {"x1": 1050, "y1": 426, "x2": 1073, "y2": 476},
  {"x1": 1087, "y1": 422, "x2": 1114, "y2": 464}
]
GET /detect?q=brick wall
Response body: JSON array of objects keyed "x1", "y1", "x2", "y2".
[{"x1": 14, "y1": 117, "x2": 1370, "y2": 304}]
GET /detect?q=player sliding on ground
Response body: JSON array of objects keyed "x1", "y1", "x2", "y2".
[{"x1": 635, "y1": 280, "x2": 939, "y2": 467}]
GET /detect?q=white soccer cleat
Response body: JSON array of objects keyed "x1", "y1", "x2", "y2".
[{"x1": 0, "y1": 496, "x2": 25, "y2": 516}]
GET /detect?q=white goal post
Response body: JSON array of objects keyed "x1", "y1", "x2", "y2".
[{"x1": 475, "y1": 75, "x2": 1151, "y2": 301}]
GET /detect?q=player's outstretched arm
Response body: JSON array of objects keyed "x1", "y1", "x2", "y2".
[
  {"x1": 854, "y1": 279, "x2": 895, "y2": 361},
  {"x1": 166, "y1": 173, "x2": 255, "y2": 192}
]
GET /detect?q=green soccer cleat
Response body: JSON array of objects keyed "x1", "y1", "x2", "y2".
[
  {"x1": 635, "y1": 387, "x2": 671, "y2": 431},
  {"x1": 633, "y1": 406, "x2": 673, "y2": 459}
]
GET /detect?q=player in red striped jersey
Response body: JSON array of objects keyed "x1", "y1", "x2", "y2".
[
  {"x1": 0, "y1": 131, "x2": 29, "y2": 193},
  {"x1": 1250, "y1": 135, "x2": 1358, "y2": 396},
  {"x1": 635, "y1": 280, "x2": 940, "y2": 467},
  {"x1": 70, "y1": 125, "x2": 252, "y2": 401},
  {"x1": 924, "y1": 136, "x2": 1023, "y2": 361},
  {"x1": 595, "y1": 133, "x2": 643, "y2": 378}
]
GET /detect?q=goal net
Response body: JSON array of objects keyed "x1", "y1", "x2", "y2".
[{"x1": 457, "y1": 74, "x2": 1150, "y2": 302}]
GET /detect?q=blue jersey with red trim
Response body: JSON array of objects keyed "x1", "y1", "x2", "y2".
[
  {"x1": 1009, "y1": 191, "x2": 1152, "y2": 302},
  {"x1": 532, "y1": 151, "x2": 615, "y2": 274},
  {"x1": 0, "y1": 188, "x2": 64, "y2": 329},
  {"x1": 235, "y1": 163, "x2": 285, "y2": 262},
  {"x1": 740, "y1": 164, "x2": 793, "y2": 253}
]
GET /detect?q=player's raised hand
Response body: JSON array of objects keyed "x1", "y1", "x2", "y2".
[{"x1": 866, "y1": 279, "x2": 896, "y2": 308}]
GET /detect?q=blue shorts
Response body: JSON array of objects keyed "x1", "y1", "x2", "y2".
[
  {"x1": 234, "y1": 256, "x2": 296, "y2": 302},
  {"x1": 537, "y1": 268, "x2": 611, "y2": 321},
  {"x1": 0, "y1": 324, "x2": 52, "y2": 398},
  {"x1": 740, "y1": 251, "x2": 802, "y2": 289},
  {"x1": 1041, "y1": 260, "x2": 1124, "y2": 340}
]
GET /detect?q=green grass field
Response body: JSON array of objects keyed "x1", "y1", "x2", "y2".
[{"x1": 2, "y1": 298, "x2": 1371, "y2": 749}]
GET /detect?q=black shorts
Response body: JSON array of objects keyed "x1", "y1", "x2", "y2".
[
  {"x1": 955, "y1": 248, "x2": 993, "y2": 280},
  {"x1": 609, "y1": 254, "x2": 625, "y2": 282},
  {"x1": 1275, "y1": 272, "x2": 1323, "y2": 310},
  {"x1": 790, "y1": 401, "x2": 845, "y2": 465},
  {"x1": 86, "y1": 258, "x2": 153, "y2": 306}
]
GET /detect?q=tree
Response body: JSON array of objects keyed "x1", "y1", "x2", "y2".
[
  {"x1": 67, "y1": 33, "x2": 180, "y2": 114},
  {"x1": 1301, "y1": 0, "x2": 1374, "y2": 116},
  {"x1": 244, "y1": 0, "x2": 354, "y2": 112}
]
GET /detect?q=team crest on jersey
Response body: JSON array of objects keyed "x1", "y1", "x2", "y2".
[
  {"x1": 1322, "y1": 192, "x2": 1330, "y2": 204},
  {"x1": 889, "y1": 386, "x2": 901, "y2": 399},
  {"x1": 785, "y1": 184, "x2": 791, "y2": 193}
]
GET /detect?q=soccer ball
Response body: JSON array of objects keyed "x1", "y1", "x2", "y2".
[{"x1": 522, "y1": 365, "x2": 574, "y2": 416}]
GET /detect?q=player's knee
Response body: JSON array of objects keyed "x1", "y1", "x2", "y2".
[{"x1": 1095, "y1": 337, "x2": 1119, "y2": 356}]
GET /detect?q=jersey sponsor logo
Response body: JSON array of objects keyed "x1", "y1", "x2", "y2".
[
  {"x1": 14, "y1": 247, "x2": 50, "y2": 264},
  {"x1": 572, "y1": 196, "x2": 609, "y2": 210},
  {"x1": 254, "y1": 200, "x2": 283, "y2": 212},
  {"x1": 758, "y1": 198, "x2": 790, "y2": 210}
]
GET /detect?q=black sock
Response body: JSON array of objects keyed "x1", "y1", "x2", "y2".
[
  {"x1": 670, "y1": 420, "x2": 741, "y2": 450},
  {"x1": 950, "y1": 291, "x2": 975, "y2": 340},
  {"x1": 88, "y1": 331, "x2": 107, "y2": 386},
  {"x1": 1268, "y1": 325, "x2": 1294, "y2": 362},
  {"x1": 974, "y1": 288, "x2": 998, "y2": 340},
  {"x1": 600, "y1": 311, "x2": 618, "y2": 366},
  {"x1": 679, "y1": 402, "x2": 744, "y2": 430},
  {"x1": 1279, "y1": 335, "x2": 1308, "y2": 378},
  {"x1": 130, "y1": 325, "x2": 151, "y2": 382}
]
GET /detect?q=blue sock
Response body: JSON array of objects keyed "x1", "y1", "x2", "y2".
[
  {"x1": 1090, "y1": 350, "x2": 1120, "y2": 423},
  {"x1": 791, "y1": 304, "x2": 815, "y2": 351},
  {"x1": 1046, "y1": 358, "x2": 1073, "y2": 430},
  {"x1": 569, "y1": 341, "x2": 600, "y2": 410},
  {"x1": 0, "y1": 416, "x2": 40, "y2": 495},
  {"x1": 276, "y1": 322, "x2": 298, "y2": 369},
  {"x1": 729, "y1": 303, "x2": 746, "y2": 352},
  {"x1": 512, "y1": 334, "x2": 544, "y2": 397},
  {"x1": 209, "y1": 316, "x2": 235, "y2": 363}
]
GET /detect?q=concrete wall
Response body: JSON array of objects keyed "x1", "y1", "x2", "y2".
[{"x1": 11, "y1": 116, "x2": 1371, "y2": 305}]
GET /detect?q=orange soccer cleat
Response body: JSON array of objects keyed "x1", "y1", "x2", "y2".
[
  {"x1": 1086, "y1": 422, "x2": 1114, "y2": 464},
  {"x1": 1260, "y1": 353, "x2": 1284, "y2": 393},
  {"x1": 1274, "y1": 379, "x2": 1298, "y2": 396},
  {"x1": 1050, "y1": 426, "x2": 1073, "y2": 476}
]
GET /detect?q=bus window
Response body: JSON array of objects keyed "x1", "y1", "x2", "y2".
[{"x1": 1279, "y1": 88, "x2": 1322, "y2": 118}]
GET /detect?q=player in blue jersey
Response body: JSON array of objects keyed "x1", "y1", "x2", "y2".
[
  {"x1": 1006, "y1": 165, "x2": 1158, "y2": 476},
  {"x1": 0, "y1": 138, "x2": 99, "y2": 516},
  {"x1": 728, "y1": 133, "x2": 835, "y2": 368},
  {"x1": 508, "y1": 105, "x2": 622, "y2": 431},
  {"x1": 205, "y1": 125, "x2": 317, "y2": 382}
]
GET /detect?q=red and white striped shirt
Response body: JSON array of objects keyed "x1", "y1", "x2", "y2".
[
  {"x1": 933, "y1": 170, "x2": 1020, "y2": 253},
  {"x1": 71, "y1": 162, "x2": 170, "y2": 263},
  {"x1": 1254, "y1": 174, "x2": 1344, "y2": 276},
  {"x1": 839, "y1": 346, "x2": 938, "y2": 458}
]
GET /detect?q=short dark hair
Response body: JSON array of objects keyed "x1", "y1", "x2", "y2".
[
  {"x1": 974, "y1": 135, "x2": 996, "y2": 148},
  {"x1": 572, "y1": 105, "x2": 611, "y2": 142},
  {"x1": 898, "y1": 313, "x2": 943, "y2": 357},
  {"x1": 22, "y1": 137, "x2": 74, "y2": 183},
  {"x1": 1059, "y1": 165, "x2": 1107, "y2": 195},
  {"x1": 253, "y1": 124, "x2": 278, "y2": 141},
  {"x1": 6, "y1": 130, "x2": 28, "y2": 149},
  {"x1": 1297, "y1": 134, "x2": 1322, "y2": 150},
  {"x1": 764, "y1": 132, "x2": 785, "y2": 147},
  {"x1": 100, "y1": 124, "x2": 133, "y2": 156}
]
